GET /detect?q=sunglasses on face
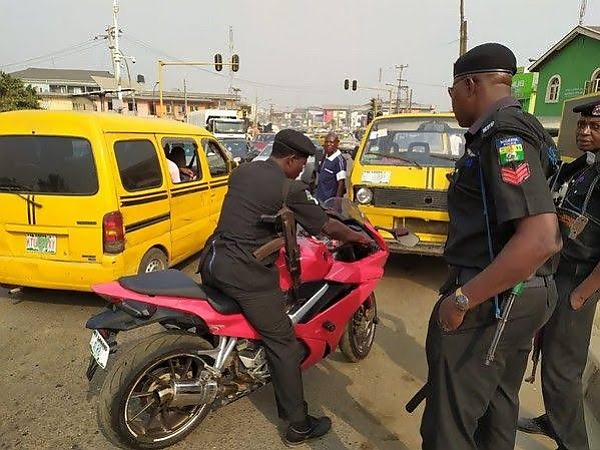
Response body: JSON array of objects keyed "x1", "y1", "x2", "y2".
[{"x1": 447, "y1": 76, "x2": 471, "y2": 96}]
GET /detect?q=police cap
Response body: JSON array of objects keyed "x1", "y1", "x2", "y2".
[
  {"x1": 573, "y1": 99, "x2": 600, "y2": 117},
  {"x1": 273, "y1": 129, "x2": 316, "y2": 157},
  {"x1": 454, "y1": 43, "x2": 517, "y2": 79}
]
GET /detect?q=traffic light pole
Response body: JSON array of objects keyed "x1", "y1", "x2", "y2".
[
  {"x1": 157, "y1": 59, "x2": 238, "y2": 118},
  {"x1": 358, "y1": 86, "x2": 393, "y2": 114}
]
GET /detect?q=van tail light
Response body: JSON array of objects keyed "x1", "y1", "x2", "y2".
[{"x1": 103, "y1": 211, "x2": 125, "y2": 254}]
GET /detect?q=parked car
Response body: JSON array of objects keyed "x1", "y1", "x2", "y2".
[
  {"x1": 250, "y1": 133, "x2": 275, "y2": 153},
  {"x1": 220, "y1": 138, "x2": 252, "y2": 164}
]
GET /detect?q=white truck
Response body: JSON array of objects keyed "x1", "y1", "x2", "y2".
[{"x1": 188, "y1": 109, "x2": 246, "y2": 140}]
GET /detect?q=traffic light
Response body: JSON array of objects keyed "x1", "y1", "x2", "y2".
[
  {"x1": 344, "y1": 79, "x2": 350, "y2": 90},
  {"x1": 231, "y1": 54, "x2": 240, "y2": 72},
  {"x1": 214, "y1": 54, "x2": 223, "y2": 72},
  {"x1": 352, "y1": 80, "x2": 358, "y2": 91},
  {"x1": 366, "y1": 110, "x2": 374, "y2": 124},
  {"x1": 370, "y1": 98, "x2": 377, "y2": 111}
]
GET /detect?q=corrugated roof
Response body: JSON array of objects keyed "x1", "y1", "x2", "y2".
[{"x1": 9, "y1": 67, "x2": 113, "y2": 82}]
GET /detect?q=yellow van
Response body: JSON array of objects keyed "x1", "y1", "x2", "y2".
[
  {"x1": 0, "y1": 110, "x2": 233, "y2": 291},
  {"x1": 350, "y1": 113, "x2": 465, "y2": 255}
]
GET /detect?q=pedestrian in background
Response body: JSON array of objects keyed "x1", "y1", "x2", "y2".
[{"x1": 315, "y1": 132, "x2": 346, "y2": 203}]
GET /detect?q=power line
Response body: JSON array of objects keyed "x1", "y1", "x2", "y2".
[
  {"x1": 0, "y1": 39, "x2": 99, "y2": 70},
  {"x1": 122, "y1": 33, "x2": 332, "y2": 93}
]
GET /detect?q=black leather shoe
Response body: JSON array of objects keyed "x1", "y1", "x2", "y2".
[
  {"x1": 284, "y1": 415, "x2": 332, "y2": 447},
  {"x1": 516, "y1": 414, "x2": 556, "y2": 439}
]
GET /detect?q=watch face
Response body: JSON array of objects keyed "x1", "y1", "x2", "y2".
[{"x1": 455, "y1": 294, "x2": 469, "y2": 311}]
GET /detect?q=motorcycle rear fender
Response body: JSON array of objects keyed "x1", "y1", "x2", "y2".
[{"x1": 86, "y1": 300, "x2": 208, "y2": 333}]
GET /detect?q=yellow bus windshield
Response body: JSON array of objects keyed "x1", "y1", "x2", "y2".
[{"x1": 361, "y1": 117, "x2": 466, "y2": 168}]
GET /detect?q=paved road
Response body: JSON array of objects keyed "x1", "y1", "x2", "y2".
[{"x1": 0, "y1": 254, "x2": 557, "y2": 450}]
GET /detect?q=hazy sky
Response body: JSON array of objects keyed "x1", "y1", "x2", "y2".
[{"x1": 1, "y1": 0, "x2": 599, "y2": 110}]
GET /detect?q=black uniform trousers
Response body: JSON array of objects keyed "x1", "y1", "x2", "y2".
[
  {"x1": 541, "y1": 261, "x2": 600, "y2": 450},
  {"x1": 200, "y1": 240, "x2": 308, "y2": 424},
  {"x1": 421, "y1": 270, "x2": 557, "y2": 450}
]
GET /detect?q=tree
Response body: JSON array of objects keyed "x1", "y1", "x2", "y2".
[{"x1": 0, "y1": 72, "x2": 41, "y2": 112}]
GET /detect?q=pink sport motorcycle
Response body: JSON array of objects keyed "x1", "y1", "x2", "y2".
[{"x1": 85, "y1": 198, "x2": 418, "y2": 449}]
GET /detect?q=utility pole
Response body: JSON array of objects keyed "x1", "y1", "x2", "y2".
[
  {"x1": 111, "y1": 0, "x2": 123, "y2": 106},
  {"x1": 579, "y1": 0, "x2": 588, "y2": 25},
  {"x1": 228, "y1": 26, "x2": 235, "y2": 94},
  {"x1": 395, "y1": 64, "x2": 409, "y2": 113},
  {"x1": 183, "y1": 79, "x2": 188, "y2": 122},
  {"x1": 459, "y1": 0, "x2": 468, "y2": 56}
]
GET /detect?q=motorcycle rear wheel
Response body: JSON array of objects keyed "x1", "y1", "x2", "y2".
[
  {"x1": 340, "y1": 294, "x2": 378, "y2": 362},
  {"x1": 97, "y1": 331, "x2": 214, "y2": 449}
]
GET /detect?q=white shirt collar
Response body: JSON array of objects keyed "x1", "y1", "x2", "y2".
[{"x1": 326, "y1": 150, "x2": 342, "y2": 161}]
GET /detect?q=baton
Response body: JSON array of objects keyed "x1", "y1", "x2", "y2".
[
  {"x1": 485, "y1": 282, "x2": 525, "y2": 366},
  {"x1": 406, "y1": 384, "x2": 427, "y2": 413}
]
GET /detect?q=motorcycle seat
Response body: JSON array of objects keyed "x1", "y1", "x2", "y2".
[{"x1": 118, "y1": 269, "x2": 242, "y2": 315}]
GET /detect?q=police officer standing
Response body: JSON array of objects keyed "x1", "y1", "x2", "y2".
[
  {"x1": 420, "y1": 43, "x2": 563, "y2": 450},
  {"x1": 200, "y1": 129, "x2": 371, "y2": 446},
  {"x1": 518, "y1": 99, "x2": 600, "y2": 450}
]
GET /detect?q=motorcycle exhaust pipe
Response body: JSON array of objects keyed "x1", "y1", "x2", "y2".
[{"x1": 168, "y1": 379, "x2": 237, "y2": 408}]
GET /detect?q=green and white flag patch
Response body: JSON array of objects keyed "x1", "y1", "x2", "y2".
[{"x1": 496, "y1": 136, "x2": 525, "y2": 166}]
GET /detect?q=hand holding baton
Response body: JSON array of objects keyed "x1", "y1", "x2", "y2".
[{"x1": 485, "y1": 282, "x2": 525, "y2": 366}]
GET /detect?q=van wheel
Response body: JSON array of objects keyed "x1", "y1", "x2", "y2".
[{"x1": 139, "y1": 248, "x2": 168, "y2": 274}]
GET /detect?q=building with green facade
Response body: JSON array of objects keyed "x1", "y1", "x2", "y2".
[{"x1": 529, "y1": 25, "x2": 600, "y2": 118}]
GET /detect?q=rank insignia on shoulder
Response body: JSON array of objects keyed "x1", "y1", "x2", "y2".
[
  {"x1": 501, "y1": 162, "x2": 530, "y2": 185},
  {"x1": 496, "y1": 136, "x2": 525, "y2": 166}
]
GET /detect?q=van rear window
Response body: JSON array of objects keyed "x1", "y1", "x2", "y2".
[{"x1": 0, "y1": 136, "x2": 98, "y2": 195}]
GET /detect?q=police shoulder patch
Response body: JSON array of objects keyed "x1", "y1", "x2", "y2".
[{"x1": 496, "y1": 136, "x2": 525, "y2": 166}]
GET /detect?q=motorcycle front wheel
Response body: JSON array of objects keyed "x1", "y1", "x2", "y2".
[
  {"x1": 339, "y1": 293, "x2": 378, "y2": 362},
  {"x1": 97, "y1": 331, "x2": 215, "y2": 449}
]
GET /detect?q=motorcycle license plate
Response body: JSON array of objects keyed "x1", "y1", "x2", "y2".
[{"x1": 89, "y1": 330, "x2": 110, "y2": 369}]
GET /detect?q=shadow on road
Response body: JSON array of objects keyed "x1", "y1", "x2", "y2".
[
  {"x1": 0, "y1": 286, "x2": 104, "y2": 308},
  {"x1": 383, "y1": 253, "x2": 448, "y2": 292},
  {"x1": 248, "y1": 360, "x2": 410, "y2": 450},
  {"x1": 376, "y1": 311, "x2": 428, "y2": 383}
]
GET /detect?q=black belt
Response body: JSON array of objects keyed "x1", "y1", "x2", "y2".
[{"x1": 453, "y1": 267, "x2": 552, "y2": 289}]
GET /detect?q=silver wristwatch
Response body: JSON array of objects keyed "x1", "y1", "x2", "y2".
[{"x1": 454, "y1": 287, "x2": 470, "y2": 312}]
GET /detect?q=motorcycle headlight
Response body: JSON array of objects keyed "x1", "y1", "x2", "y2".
[{"x1": 356, "y1": 187, "x2": 373, "y2": 205}]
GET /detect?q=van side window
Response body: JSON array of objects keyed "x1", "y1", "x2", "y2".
[
  {"x1": 114, "y1": 140, "x2": 163, "y2": 191},
  {"x1": 203, "y1": 140, "x2": 229, "y2": 177},
  {"x1": 161, "y1": 138, "x2": 203, "y2": 183}
]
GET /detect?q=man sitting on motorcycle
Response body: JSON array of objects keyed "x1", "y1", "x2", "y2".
[{"x1": 200, "y1": 129, "x2": 370, "y2": 446}]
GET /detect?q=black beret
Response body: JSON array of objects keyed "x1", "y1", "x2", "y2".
[
  {"x1": 573, "y1": 99, "x2": 600, "y2": 117},
  {"x1": 273, "y1": 129, "x2": 316, "y2": 157},
  {"x1": 454, "y1": 43, "x2": 517, "y2": 79}
]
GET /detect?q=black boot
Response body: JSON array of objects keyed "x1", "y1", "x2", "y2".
[
  {"x1": 516, "y1": 414, "x2": 556, "y2": 440},
  {"x1": 284, "y1": 415, "x2": 332, "y2": 447}
]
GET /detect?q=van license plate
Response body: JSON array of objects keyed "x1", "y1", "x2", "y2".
[
  {"x1": 26, "y1": 234, "x2": 57, "y2": 254},
  {"x1": 90, "y1": 330, "x2": 110, "y2": 369}
]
